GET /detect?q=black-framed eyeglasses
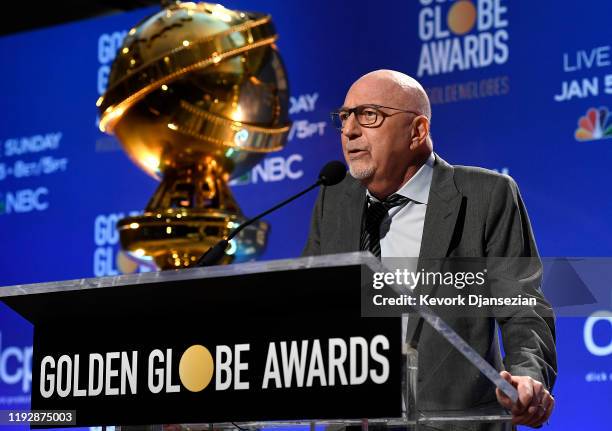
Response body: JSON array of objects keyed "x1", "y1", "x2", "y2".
[{"x1": 330, "y1": 104, "x2": 421, "y2": 131}]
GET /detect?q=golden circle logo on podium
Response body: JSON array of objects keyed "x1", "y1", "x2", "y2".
[{"x1": 179, "y1": 345, "x2": 214, "y2": 392}]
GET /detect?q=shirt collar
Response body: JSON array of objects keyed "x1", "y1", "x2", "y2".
[{"x1": 366, "y1": 152, "x2": 435, "y2": 204}]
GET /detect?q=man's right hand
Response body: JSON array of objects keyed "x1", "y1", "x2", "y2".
[{"x1": 495, "y1": 370, "x2": 554, "y2": 428}]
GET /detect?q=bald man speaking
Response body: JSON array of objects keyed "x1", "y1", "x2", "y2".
[{"x1": 303, "y1": 70, "x2": 556, "y2": 429}]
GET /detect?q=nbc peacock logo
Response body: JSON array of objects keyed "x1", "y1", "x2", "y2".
[{"x1": 575, "y1": 107, "x2": 612, "y2": 142}]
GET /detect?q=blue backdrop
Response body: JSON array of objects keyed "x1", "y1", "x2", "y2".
[{"x1": 0, "y1": 1, "x2": 611, "y2": 429}]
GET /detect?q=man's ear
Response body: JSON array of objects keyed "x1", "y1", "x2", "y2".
[{"x1": 409, "y1": 116, "x2": 430, "y2": 150}]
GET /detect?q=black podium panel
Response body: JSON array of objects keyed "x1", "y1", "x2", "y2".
[{"x1": 2, "y1": 261, "x2": 401, "y2": 427}]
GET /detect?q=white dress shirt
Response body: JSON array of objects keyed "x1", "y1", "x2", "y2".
[{"x1": 366, "y1": 152, "x2": 435, "y2": 259}]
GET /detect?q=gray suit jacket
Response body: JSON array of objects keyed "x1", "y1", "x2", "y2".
[{"x1": 303, "y1": 153, "x2": 557, "y2": 412}]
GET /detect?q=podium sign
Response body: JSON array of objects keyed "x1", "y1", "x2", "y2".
[{"x1": 1, "y1": 254, "x2": 401, "y2": 427}]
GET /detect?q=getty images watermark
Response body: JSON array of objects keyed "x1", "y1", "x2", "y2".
[{"x1": 361, "y1": 257, "x2": 612, "y2": 318}]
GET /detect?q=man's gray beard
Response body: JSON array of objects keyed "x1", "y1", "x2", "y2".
[{"x1": 348, "y1": 163, "x2": 375, "y2": 180}]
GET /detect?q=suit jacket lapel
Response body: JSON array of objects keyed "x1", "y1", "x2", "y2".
[
  {"x1": 406, "y1": 154, "x2": 463, "y2": 353},
  {"x1": 418, "y1": 154, "x2": 463, "y2": 260},
  {"x1": 341, "y1": 176, "x2": 367, "y2": 252}
]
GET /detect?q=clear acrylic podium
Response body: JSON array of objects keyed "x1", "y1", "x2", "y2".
[{"x1": 0, "y1": 252, "x2": 512, "y2": 430}]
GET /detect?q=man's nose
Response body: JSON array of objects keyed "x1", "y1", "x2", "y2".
[{"x1": 342, "y1": 112, "x2": 362, "y2": 139}]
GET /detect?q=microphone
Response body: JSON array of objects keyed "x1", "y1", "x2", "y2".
[{"x1": 196, "y1": 161, "x2": 346, "y2": 267}]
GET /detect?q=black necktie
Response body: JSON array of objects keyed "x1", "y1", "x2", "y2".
[{"x1": 360, "y1": 193, "x2": 410, "y2": 258}]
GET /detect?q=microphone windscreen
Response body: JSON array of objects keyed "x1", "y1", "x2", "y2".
[{"x1": 318, "y1": 160, "x2": 346, "y2": 186}]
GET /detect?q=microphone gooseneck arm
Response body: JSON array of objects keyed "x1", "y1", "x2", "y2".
[
  {"x1": 228, "y1": 181, "x2": 320, "y2": 241},
  {"x1": 196, "y1": 181, "x2": 322, "y2": 267},
  {"x1": 196, "y1": 160, "x2": 346, "y2": 268}
]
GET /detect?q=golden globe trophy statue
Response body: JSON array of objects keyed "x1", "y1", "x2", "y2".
[{"x1": 97, "y1": 2, "x2": 290, "y2": 270}]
